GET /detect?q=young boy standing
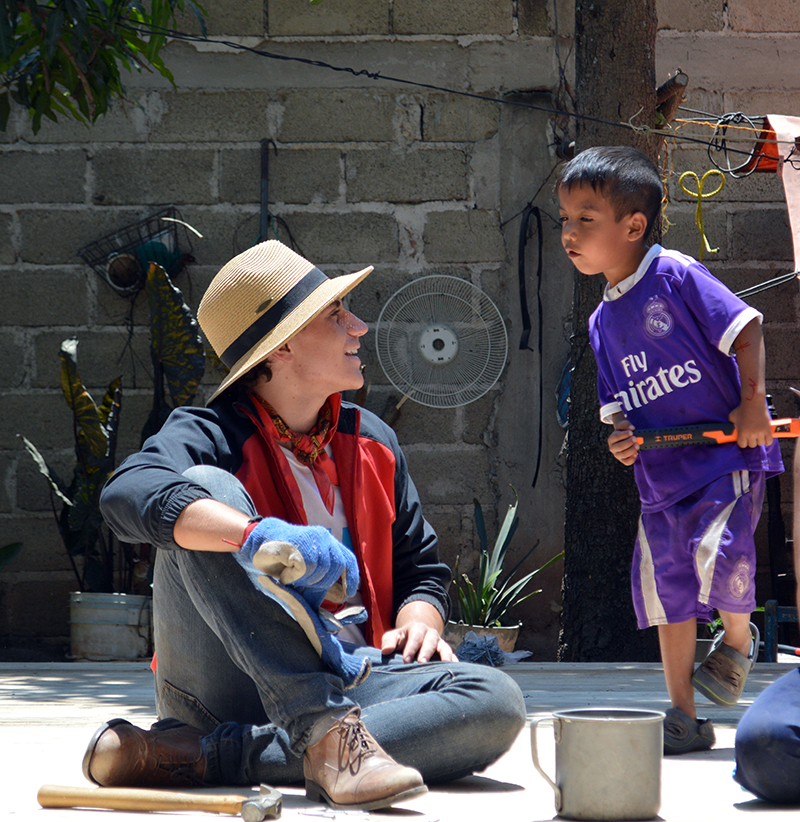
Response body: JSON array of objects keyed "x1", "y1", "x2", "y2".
[{"x1": 557, "y1": 146, "x2": 783, "y2": 754}]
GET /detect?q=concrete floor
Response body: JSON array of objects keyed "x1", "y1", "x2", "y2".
[{"x1": 3, "y1": 659, "x2": 800, "y2": 821}]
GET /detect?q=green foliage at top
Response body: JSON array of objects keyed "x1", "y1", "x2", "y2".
[
  {"x1": 453, "y1": 488, "x2": 564, "y2": 628},
  {"x1": 0, "y1": 0, "x2": 206, "y2": 133},
  {"x1": 22, "y1": 338, "x2": 122, "y2": 592}
]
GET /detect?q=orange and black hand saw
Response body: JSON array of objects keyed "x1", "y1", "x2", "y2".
[{"x1": 635, "y1": 418, "x2": 800, "y2": 450}]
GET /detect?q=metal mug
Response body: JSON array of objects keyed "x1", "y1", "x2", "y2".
[{"x1": 530, "y1": 707, "x2": 665, "y2": 820}]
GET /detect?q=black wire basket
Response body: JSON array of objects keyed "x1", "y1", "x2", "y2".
[{"x1": 77, "y1": 207, "x2": 195, "y2": 296}]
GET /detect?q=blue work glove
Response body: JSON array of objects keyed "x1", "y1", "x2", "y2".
[
  {"x1": 240, "y1": 517, "x2": 359, "y2": 605},
  {"x1": 259, "y1": 574, "x2": 371, "y2": 689}
]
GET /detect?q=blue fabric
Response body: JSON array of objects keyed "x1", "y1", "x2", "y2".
[
  {"x1": 235, "y1": 514, "x2": 366, "y2": 685},
  {"x1": 240, "y1": 517, "x2": 359, "y2": 609},
  {"x1": 734, "y1": 666, "x2": 800, "y2": 803}
]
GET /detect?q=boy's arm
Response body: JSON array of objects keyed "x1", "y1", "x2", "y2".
[
  {"x1": 728, "y1": 317, "x2": 774, "y2": 448},
  {"x1": 608, "y1": 411, "x2": 639, "y2": 466}
]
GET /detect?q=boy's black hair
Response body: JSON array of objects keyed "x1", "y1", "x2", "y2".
[{"x1": 556, "y1": 146, "x2": 663, "y2": 240}]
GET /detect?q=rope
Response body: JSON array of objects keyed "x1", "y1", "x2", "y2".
[{"x1": 678, "y1": 169, "x2": 725, "y2": 261}]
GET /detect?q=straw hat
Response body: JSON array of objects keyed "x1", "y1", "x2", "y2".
[{"x1": 198, "y1": 240, "x2": 372, "y2": 402}]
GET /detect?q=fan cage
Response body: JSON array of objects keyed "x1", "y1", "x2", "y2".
[
  {"x1": 375, "y1": 275, "x2": 508, "y2": 408},
  {"x1": 77, "y1": 207, "x2": 194, "y2": 296}
]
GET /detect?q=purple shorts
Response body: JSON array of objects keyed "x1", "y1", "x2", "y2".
[{"x1": 631, "y1": 470, "x2": 765, "y2": 629}]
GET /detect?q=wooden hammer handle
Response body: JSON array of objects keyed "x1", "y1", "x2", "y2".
[{"x1": 38, "y1": 784, "x2": 244, "y2": 814}]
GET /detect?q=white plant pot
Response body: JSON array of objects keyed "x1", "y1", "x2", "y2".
[
  {"x1": 443, "y1": 621, "x2": 521, "y2": 653},
  {"x1": 69, "y1": 592, "x2": 153, "y2": 661}
]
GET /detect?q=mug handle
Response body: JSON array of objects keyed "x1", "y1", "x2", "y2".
[{"x1": 530, "y1": 718, "x2": 562, "y2": 811}]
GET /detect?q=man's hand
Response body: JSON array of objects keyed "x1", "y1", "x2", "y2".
[
  {"x1": 729, "y1": 401, "x2": 774, "y2": 449},
  {"x1": 382, "y1": 600, "x2": 457, "y2": 663},
  {"x1": 608, "y1": 415, "x2": 639, "y2": 465},
  {"x1": 381, "y1": 622, "x2": 457, "y2": 664}
]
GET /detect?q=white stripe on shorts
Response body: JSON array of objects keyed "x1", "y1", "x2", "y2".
[
  {"x1": 638, "y1": 517, "x2": 667, "y2": 624},
  {"x1": 695, "y1": 471, "x2": 748, "y2": 604}
]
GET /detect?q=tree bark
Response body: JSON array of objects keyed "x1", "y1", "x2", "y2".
[{"x1": 559, "y1": 0, "x2": 661, "y2": 661}]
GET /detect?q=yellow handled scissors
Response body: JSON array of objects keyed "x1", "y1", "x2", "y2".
[{"x1": 678, "y1": 169, "x2": 725, "y2": 262}]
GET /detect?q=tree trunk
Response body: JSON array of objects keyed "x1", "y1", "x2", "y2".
[{"x1": 559, "y1": 0, "x2": 661, "y2": 661}]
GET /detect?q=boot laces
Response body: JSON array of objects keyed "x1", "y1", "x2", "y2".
[{"x1": 335, "y1": 714, "x2": 378, "y2": 776}]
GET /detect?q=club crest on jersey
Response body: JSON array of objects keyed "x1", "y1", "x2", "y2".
[{"x1": 643, "y1": 298, "x2": 674, "y2": 339}]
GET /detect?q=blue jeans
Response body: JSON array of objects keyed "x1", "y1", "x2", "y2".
[
  {"x1": 734, "y1": 667, "x2": 800, "y2": 803},
  {"x1": 153, "y1": 467, "x2": 526, "y2": 786}
]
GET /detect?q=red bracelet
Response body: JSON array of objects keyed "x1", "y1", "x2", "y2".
[{"x1": 240, "y1": 517, "x2": 263, "y2": 547}]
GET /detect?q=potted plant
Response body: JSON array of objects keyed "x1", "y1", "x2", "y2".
[
  {"x1": 446, "y1": 488, "x2": 564, "y2": 652},
  {"x1": 20, "y1": 264, "x2": 206, "y2": 660}
]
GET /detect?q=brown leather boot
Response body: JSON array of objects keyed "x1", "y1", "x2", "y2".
[
  {"x1": 303, "y1": 709, "x2": 427, "y2": 811},
  {"x1": 82, "y1": 718, "x2": 208, "y2": 788}
]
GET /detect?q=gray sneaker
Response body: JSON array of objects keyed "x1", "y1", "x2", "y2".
[{"x1": 663, "y1": 707, "x2": 715, "y2": 755}]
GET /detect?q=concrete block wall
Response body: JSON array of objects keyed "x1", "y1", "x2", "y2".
[
  {"x1": 1, "y1": 0, "x2": 798, "y2": 658},
  {"x1": 0, "y1": 0, "x2": 561, "y2": 658}
]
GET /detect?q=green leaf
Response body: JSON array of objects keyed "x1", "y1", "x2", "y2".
[
  {"x1": 44, "y1": 8, "x2": 64, "y2": 61},
  {"x1": 20, "y1": 435, "x2": 73, "y2": 507},
  {"x1": 146, "y1": 263, "x2": 205, "y2": 409},
  {"x1": 0, "y1": 542, "x2": 23, "y2": 571},
  {"x1": 59, "y1": 339, "x2": 108, "y2": 462}
]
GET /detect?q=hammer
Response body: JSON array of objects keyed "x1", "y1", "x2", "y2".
[{"x1": 37, "y1": 783, "x2": 282, "y2": 821}]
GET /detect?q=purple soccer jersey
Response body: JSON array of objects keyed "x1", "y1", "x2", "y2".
[{"x1": 589, "y1": 245, "x2": 783, "y2": 513}]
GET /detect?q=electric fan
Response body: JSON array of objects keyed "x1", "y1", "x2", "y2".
[{"x1": 375, "y1": 275, "x2": 508, "y2": 408}]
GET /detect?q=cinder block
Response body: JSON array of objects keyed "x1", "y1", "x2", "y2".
[
  {"x1": 517, "y1": 0, "x2": 550, "y2": 35},
  {"x1": 657, "y1": 0, "x2": 724, "y2": 30},
  {"x1": 177, "y1": 207, "x2": 262, "y2": 268},
  {"x1": 277, "y1": 91, "x2": 395, "y2": 143},
  {"x1": 0, "y1": 517, "x2": 67, "y2": 573},
  {"x1": 406, "y1": 448, "x2": 491, "y2": 505},
  {"x1": 728, "y1": 0, "x2": 800, "y2": 31},
  {"x1": 149, "y1": 91, "x2": 270, "y2": 143},
  {"x1": 391, "y1": 402, "x2": 459, "y2": 444},
  {"x1": 394, "y1": 0, "x2": 512, "y2": 35},
  {"x1": 22, "y1": 103, "x2": 147, "y2": 144},
  {"x1": 463, "y1": 394, "x2": 497, "y2": 445},
  {"x1": 5, "y1": 392, "x2": 74, "y2": 451},
  {"x1": 282, "y1": 212, "x2": 399, "y2": 264},
  {"x1": 730, "y1": 207, "x2": 794, "y2": 262},
  {"x1": 33, "y1": 330, "x2": 148, "y2": 391},
  {"x1": 662, "y1": 206, "x2": 728, "y2": 261},
  {"x1": 423, "y1": 210, "x2": 504, "y2": 263},
  {"x1": 92, "y1": 148, "x2": 216, "y2": 206},
  {"x1": 0, "y1": 453, "x2": 12, "y2": 513},
  {"x1": 724, "y1": 91, "x2": 800, "y2": 119},
  {"x1": 0, "y1": 270, "x2": 89, "y2": 327},
  {"x1": 267, "y1": 0, "x2": 388, "y2": 35},
  {"x1": 422, "y1": 94, "x2": 500, "y2": 142},
  {"x1": 343, "y1": 266, "x2": 423, "y2": 323},
  {"x1": 0, "y1": 212, "x2": 14, "y2": 263},
  {"x1": 718, "y1": 265, "x2": 799, "y2": 324},
  {"x1": 763, "y1": 326, "x2": 800, "y2": 379},
  {"x1": 424, "y1": 508, "x2": 464, "y2": 572},
  {"x1": 2, "y1": 577, "x2": 71, "y2": 637},
  {"x1": 176, "y1": 0, "x2": 264, "y2": 36},
  {"x1": 220, "y1": 148, "x2": 341, "y2": 205},
  {"x1": 18, "y1": 208, "x2": 143, "y2": 265},
  {"x1": 346, "y1": 148, "x2": 467, "y2": 203},
  {"x1": 16, "y1": 450, "x2": 75, "y2": 513},
  {"x1": 0, "y1": 332, "x2": 25, "y2": 389},
  {"x1": 0, "y1": 150, "x2": 86, "y2": 204},
  {"x1": 115, "y1": 391, "x2": 166, "y2": 452}
]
